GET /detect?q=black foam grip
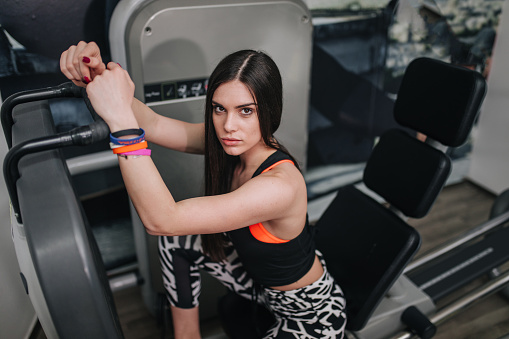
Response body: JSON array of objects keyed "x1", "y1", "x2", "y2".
[{"x1": 401, "y1": 306, "x2": 436, "y2": 339}]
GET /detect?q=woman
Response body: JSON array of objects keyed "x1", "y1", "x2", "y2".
[{"x1": 60, "y1": 41, "x2": 346, "y2": 338}]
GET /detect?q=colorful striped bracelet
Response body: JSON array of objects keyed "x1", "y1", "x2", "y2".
[
  {"x1": 110, "y1": 128, "x2": 145, "y2": 145},
  {"x1": 120, "y1": 149, "x2": 151, "y2": 156},
  {"x1": 117, "y1": 149, "x2": 151, "y2": 159},
  {"x1": 112, "y1": 141, "x2": 148, "y2": 154}
]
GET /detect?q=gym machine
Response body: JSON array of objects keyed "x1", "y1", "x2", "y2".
[
  {"x1": 308, "y1": 57, "x2": 509, "y2": 339},
  {"x1": 2, "y1": 84, "x2": 123, "y2": 338}
]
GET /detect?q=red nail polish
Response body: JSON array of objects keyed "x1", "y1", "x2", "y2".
[
  {"x1": 83, "y1": 56, "x2": 90, "y2": 63},
  {"x1": 117, "y1": 63, "x2": 122, "y2": 68},
  {"x1": 83, "y1": 76, "x2": 91, "y2": 84}
]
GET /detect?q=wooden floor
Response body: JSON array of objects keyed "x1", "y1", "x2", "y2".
[{"x1": 33, "y1": 180, "x2": 509, "y2": 338}]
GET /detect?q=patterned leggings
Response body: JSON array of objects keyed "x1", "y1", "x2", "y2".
[{"x1": 159, "y1": 235, "x2": 347, "y2": 338}]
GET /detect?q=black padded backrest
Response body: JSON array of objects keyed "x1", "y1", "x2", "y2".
[
  {"x1": 394, "y1": 57, "x2": 487, "y2": 147},
  {"x1": 363, "y1": 129, "x2": 451, "y2": 218},
  {"x1": 314, "y1": 185, "x2": 421, "y2": 331}
]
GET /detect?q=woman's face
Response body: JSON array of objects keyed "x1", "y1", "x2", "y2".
[{"x1": 212, "y1": 80, "x2": 264, "y2": 157}]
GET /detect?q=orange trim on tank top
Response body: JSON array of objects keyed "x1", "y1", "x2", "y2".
[
  {"x1": 250, "y1": 223, "x2": 289, "y2": 244},
  {"x1": 249, "y1": 159, "x2": 295, "y2": 244},
  {"x1": 260, "y1": 159, "x2": 294, "y2": 174}
]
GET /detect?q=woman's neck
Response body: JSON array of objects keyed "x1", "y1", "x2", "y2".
[
  {"x1": 232, "y1": 145, "x2": 276, "y2": 190},
  {"x1": 238, "y1": 144, "x2": 276, "y2": 173}
]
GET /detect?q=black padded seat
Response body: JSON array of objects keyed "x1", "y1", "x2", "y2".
[{"x1": 314, "y1": 184, "x2": 421, "y2": 331}]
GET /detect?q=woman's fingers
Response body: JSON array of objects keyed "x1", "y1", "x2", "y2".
[
  {"x1": 73, "y1": 41, "x2": 90, "y2": 83},
  {"x1": 106, "y1": 61, "x2": 120, "y2": 70},
  {"x1": 106, "y1": 62, "x2": 135, "y2": 89},
  {"x1": 78, "y1": 41, "x2": 106, "y2": 81},
  {"x1": 60, "y1": 45, "x2": 83, "y2": 84},
  {"x1": 59, "y1": 41, "x2": 106, "y2": 86}
]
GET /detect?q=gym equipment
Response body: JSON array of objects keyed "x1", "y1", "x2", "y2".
[
  {"x1": 2, "y1": 84, "x2": 124, "y2": 338},
  {"x1": 108, "y1": 0, "x2": 313, "y2": 320},
  {"x1": 317, "y1": 57, "x2": 504, "y2": 339},
  {"x1": 314, "y1": 57, "x2": 509, "y2": 339},
  {"x1": 3, "y1": 0, "x2": 313, "y2": 336},
  {"x1": 218, "y1": 57, "x2": 496, "y2": 339}
]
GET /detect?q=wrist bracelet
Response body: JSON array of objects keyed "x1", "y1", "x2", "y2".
[
  {"x1": 110, "y1": 128, "x2": 145, "y2": 145},
  {"x1": 110, "y1": 142, "x2": 125, "y2": 149},
  {"x1": 111, "y1": 128, "x2": 144, "y2": 138},
  {"x1": 120, "y1": 149, "x2": 152, "y2": 156},
  {"x1": 110, "y1": 141, "x2": 146, "y2": 150},
  {"x1": 118, "y1": 148, "x2": 151, "y2": 159},
  {"x1": 110, "y1": 138, "x2": 146, "y2": 149},
  {"x1": 112, "y1": 141, "x2": 148, "y2": 154}
]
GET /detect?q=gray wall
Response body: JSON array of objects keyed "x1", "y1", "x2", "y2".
[{"x1": 468, "y1": 0, "x2": 509, "y2": 195}]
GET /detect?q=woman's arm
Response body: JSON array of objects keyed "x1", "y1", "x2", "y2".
[
  {"x1": 82, "y1": 62, "x2": 306, "y2": 238},
  {"x1": 60, "y1": 41, "x2": 205, "y2": 154},
  {"x1": 119, "y1": 154, "x2": 305, "y2": 238}
]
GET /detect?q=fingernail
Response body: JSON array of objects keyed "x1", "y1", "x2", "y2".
[
  {"x1": 83, "y1": 76, "x2": 91, "y2": 84},
  {"x1": 82, "y1": 56, "x2": 91, "y2": 63},
  {"x1": 117, "y1": 63, "x2": 122, "y2": 68}
]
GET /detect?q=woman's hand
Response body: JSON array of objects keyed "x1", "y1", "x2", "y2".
[
  {"x1": 60, "y1": 41, "x2": 106, "y2": 87},
  {"x1": 85, "y1": 62, "x2": 139, "y2": 132}
]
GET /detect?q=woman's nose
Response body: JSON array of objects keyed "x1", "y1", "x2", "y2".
[{"x1": 223, "y1": 113, "x2": 238, "y2": 132}]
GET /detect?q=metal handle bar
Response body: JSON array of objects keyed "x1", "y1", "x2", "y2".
[
  {"x1": 2, "y1": 82, "x2": 110, "y2": 223},
  {"x1": 1, "y1": 82, "x2": 85, "y2": 148}
]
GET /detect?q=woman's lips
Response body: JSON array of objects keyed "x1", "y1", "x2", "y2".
[{"x1": 221, "y1": 138, "x2": 241, "y2": 146}]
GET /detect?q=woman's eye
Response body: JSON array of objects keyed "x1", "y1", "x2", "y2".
[
  {"x1": 213, "y1": 105, "x2": 225, "y2": 113},
  {"x1": 240, "y1": 108, "x2": 253, "y2": 115}
]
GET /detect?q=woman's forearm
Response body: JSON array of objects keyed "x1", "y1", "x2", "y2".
[
  {"x1": 131, "y1": 98, "x2": 205, "y2": 154},
  {"x1": 131, "y1": 98, "x2": 159, "y2": 138},
  {"x1": 118, "y1": 155, "x2": 177, "y2": 235}
]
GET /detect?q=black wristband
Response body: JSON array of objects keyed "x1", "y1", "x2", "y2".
[{"x1": 111, "y1": 128, "x2": 143, "y2": 138}]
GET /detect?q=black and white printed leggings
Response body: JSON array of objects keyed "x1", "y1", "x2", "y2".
[{"x1": 159, "y1": 235, "x2": 347, "y2": 338}]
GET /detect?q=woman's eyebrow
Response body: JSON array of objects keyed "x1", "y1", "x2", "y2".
[
  {"x1": 235, "y1": 103, "x2": 257, "y2": 109},
  {"x1": 212, "y1": 100, "x2": 257, "y2": 109}
]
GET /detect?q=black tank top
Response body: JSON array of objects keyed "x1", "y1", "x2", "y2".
[{"x1": 227, "y1": 150, "x2": 316, "y2": 286}]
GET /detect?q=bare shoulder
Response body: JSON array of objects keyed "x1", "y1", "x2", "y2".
[
  {"x1": 250, "y1": 161, "x2": 307, "y2": 238},
  {"x1": 263, "y1": 160, "x2": 304, "y2": 182},
  {"x1": 249, "y1": 161, "x2": 306, "y2": 201}
]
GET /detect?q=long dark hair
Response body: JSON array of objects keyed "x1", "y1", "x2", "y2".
[{"x1": 202, "y1": 50, "x2": 298, "y2": 261}]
